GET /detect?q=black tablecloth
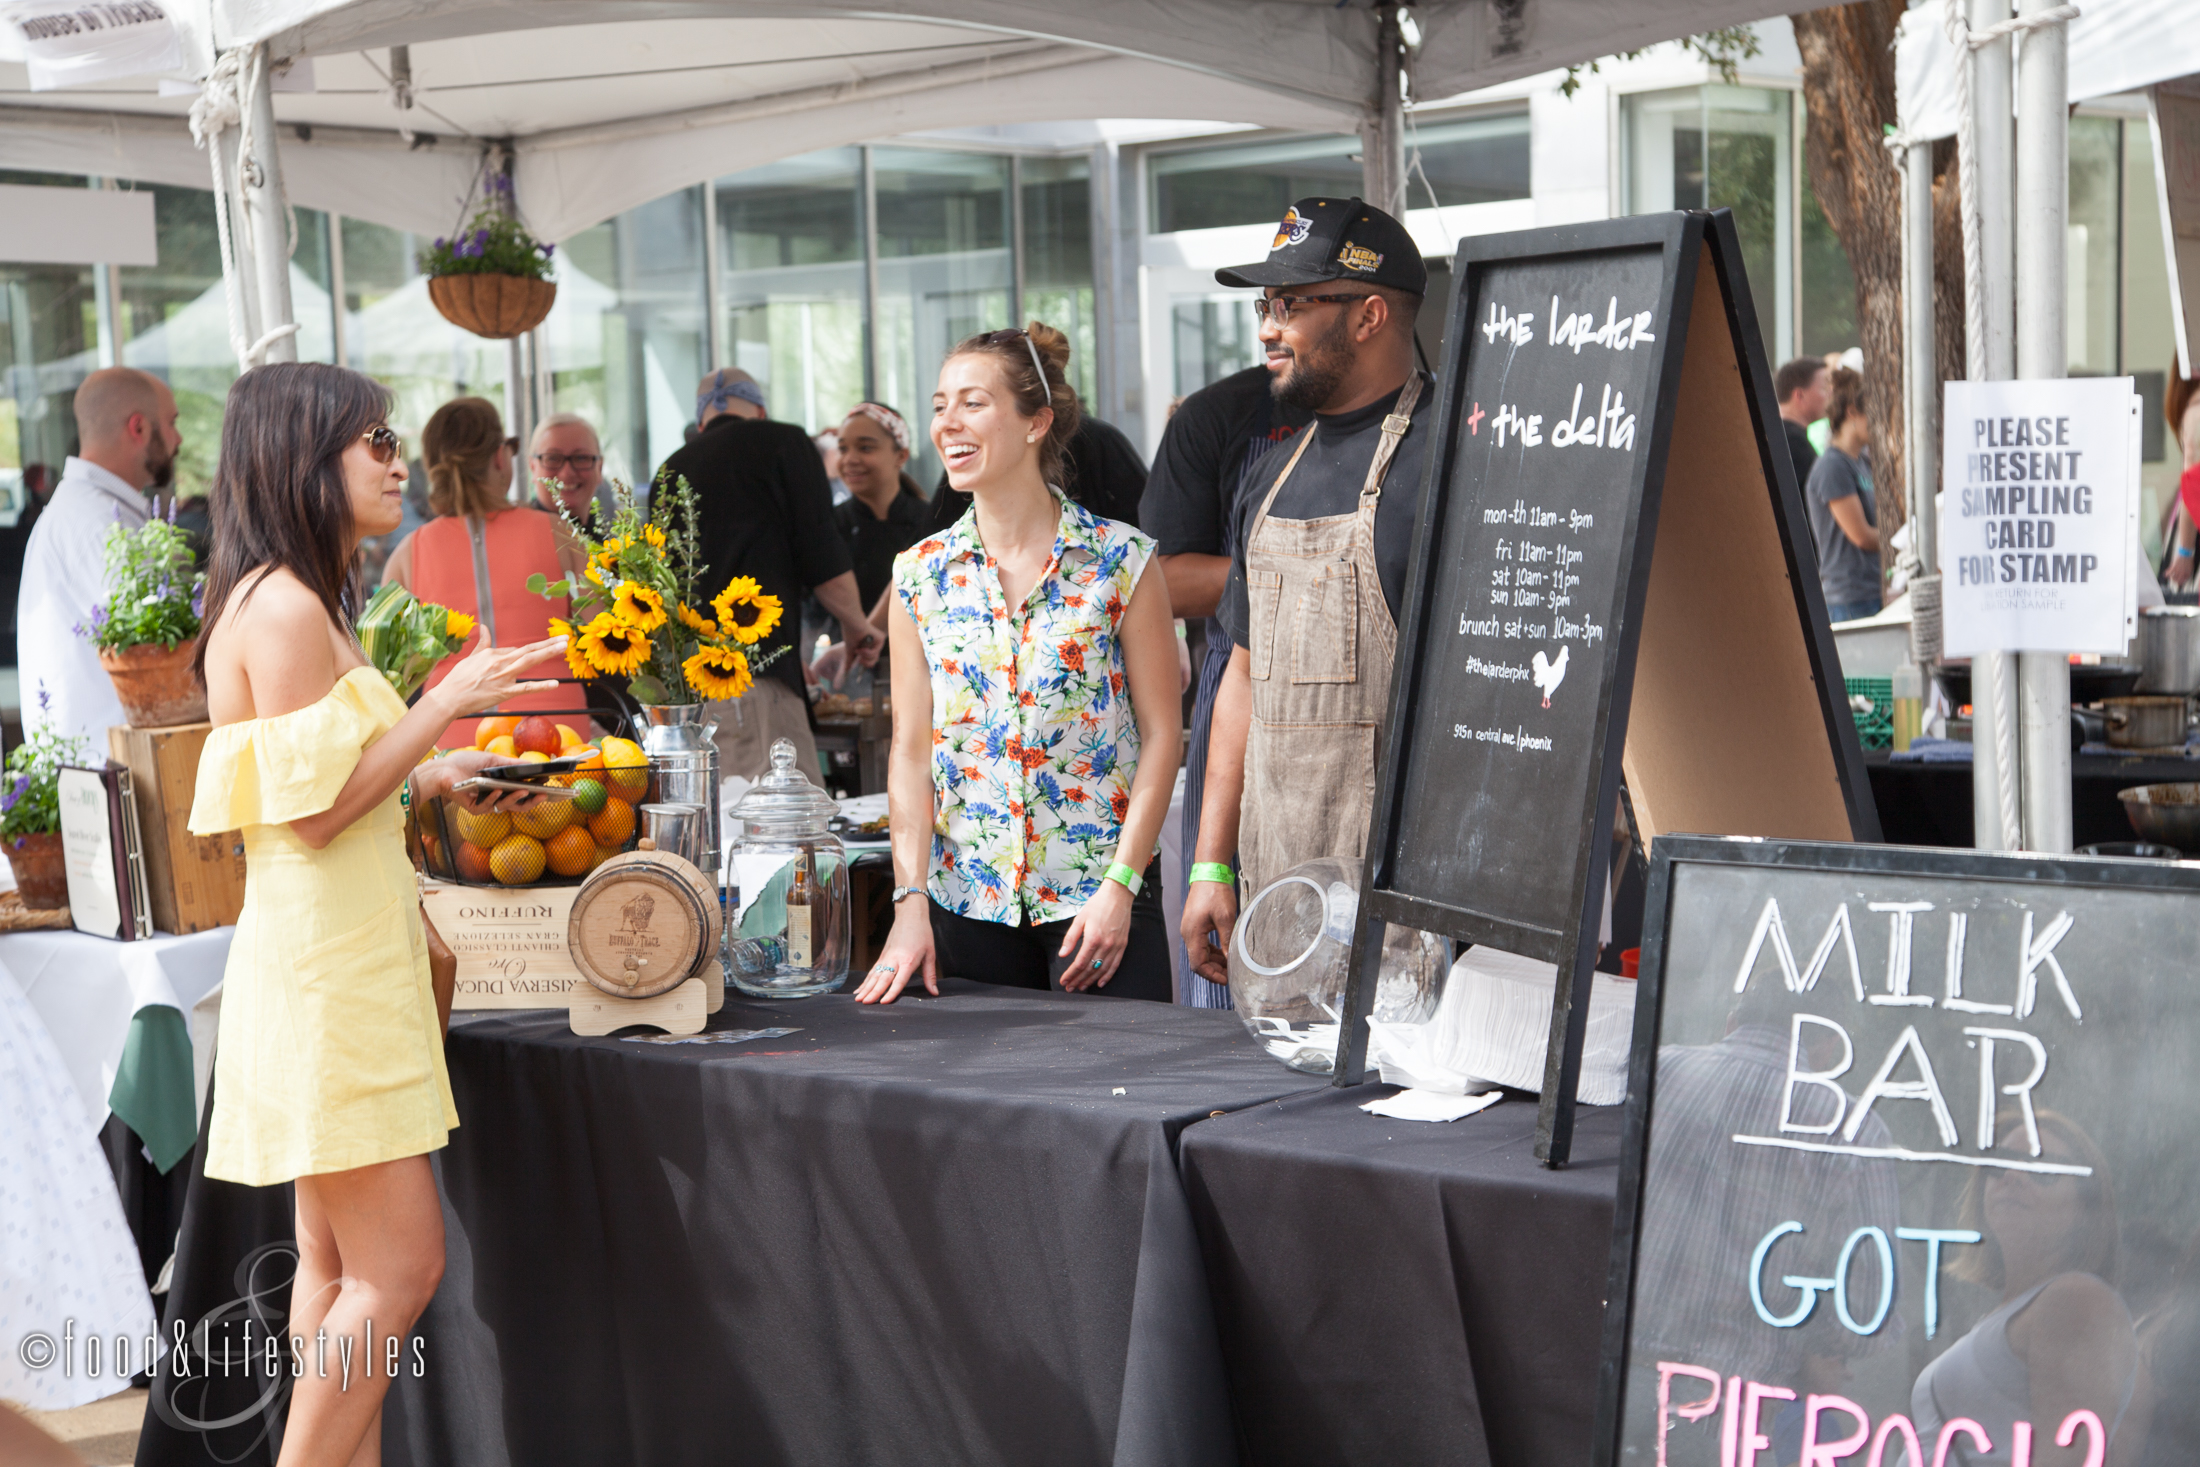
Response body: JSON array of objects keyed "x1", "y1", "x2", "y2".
[
  {"x1": 1868, "y1": 750, "x2": 2198, "y2": 848},
  {"x1": 143, "y1": 981, "x2": 1316, "y2": 1467},
  {"x1": 1180, "y1": 1089, "x2": 1623, "y2": 1467}
]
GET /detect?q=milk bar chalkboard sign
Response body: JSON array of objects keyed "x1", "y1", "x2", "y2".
[
  {"x1": 1337, "y1": 211, "x2": 1878, "y2": 1164},
  {"x1": 1598, "y1": 835, "x2": 2200, "y2": 1467}
]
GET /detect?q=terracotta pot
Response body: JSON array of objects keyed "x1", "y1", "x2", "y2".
[
  {"x1": 100, "y1": 638, "x2": 209, "y2": 728},
  {"x1": 6, "y1": 831, "x2": 68, "y2": 910},
  {"x1": 427, "y1": 274, "x2": 557, "y2": 339}
]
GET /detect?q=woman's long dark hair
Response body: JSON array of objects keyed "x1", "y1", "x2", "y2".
[{"x1": 193, "y1": 363, "x2": 392, "y2": 682}]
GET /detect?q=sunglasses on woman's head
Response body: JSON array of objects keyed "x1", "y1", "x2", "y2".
[{"x1": 359, "y1": 426, "x2": 404, "y2": 465}]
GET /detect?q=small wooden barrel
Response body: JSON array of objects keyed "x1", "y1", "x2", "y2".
[{"x1": 567, "y1": 839, "x2": 722, "y2": 999}]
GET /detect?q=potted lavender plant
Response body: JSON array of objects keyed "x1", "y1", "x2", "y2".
[
  {"x1": 85, "y1": 507, "x2": 207, "y2": 727},
  {"x1": 2, "y1": 690, "x2": 91, "y2": 908}
]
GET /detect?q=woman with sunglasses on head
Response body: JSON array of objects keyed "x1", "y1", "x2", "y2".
[
  {"x1": 382, "y1": 396, "x2": 589, "y2": 744},
  {"x1": 188, "y1": 363, "x2": 567, "y2": 1467},
  {"x1": 854, "y1": 322, "x2": 1182, "y2": 1005}
]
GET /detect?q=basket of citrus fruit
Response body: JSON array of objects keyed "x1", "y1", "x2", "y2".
[{"x1": 415, "y1": 712, "x2": 655, "y2": 887}]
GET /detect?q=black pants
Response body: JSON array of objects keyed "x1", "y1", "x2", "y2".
[{"x1": 929, "y1": 861, "x2": 1173, "y2": 1002}]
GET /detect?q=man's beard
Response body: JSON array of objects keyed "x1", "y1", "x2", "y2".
[
  {"x1": 1269, "y1": 308, "x2": 1354, "y2": 411},
  {"x1": 143, "y1": 435, "x2": 176, "y2": 491}
]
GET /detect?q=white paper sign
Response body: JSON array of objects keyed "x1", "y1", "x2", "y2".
[{"x1": 1939, "y1": 377, "x2": 2142, "y2": 656}]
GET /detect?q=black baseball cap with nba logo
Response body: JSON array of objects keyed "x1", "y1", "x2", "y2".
[{"x1": 1215, "y1": 195, "x2": 1427, "y2": 296}]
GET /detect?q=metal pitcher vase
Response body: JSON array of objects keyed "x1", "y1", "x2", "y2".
[{"x1": 641, "y1": 702, "x2": 721, "y2": 876}]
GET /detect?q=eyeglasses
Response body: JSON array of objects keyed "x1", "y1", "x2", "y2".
[
  {"x1": 532, "y1": 452, "x2": 601, "y2": 472},
  {"x1": 359, "y1": 426, "x2": 404, "y2": 465},
  {"x1": 1254, "y1": 292, "x2": 1375, "y2": 325}
]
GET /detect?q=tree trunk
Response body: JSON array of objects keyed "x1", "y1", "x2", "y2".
[{"x1": 1792, "y1": 1, "x2": 1969, "y2": 573}]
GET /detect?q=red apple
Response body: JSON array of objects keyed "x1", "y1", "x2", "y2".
[
  {"x1": 455, "y1": 841, "x2": 495, "y2": 884},
  {"x1": 512, "y1": 716, "x2": 561, "y2": 758}
]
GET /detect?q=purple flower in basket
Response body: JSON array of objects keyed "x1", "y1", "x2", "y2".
[{"x1": 1, "y1": 773, "x2": 27, "y2": 814}]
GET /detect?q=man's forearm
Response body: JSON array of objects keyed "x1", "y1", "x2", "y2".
[
  {"x1": 1158, "y1": 552, "x2": 1230, "y2": 621},
  {"x1": 813, "y1": 570, "x2": 870, "y2": 629},
  {"x1": 1196, "y1": 647, "x2": 1252, "y2": 864}
]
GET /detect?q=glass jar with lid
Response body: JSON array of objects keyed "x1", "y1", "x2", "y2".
[{"x1": 725, "y1": 739, "x2": 850, "y2": 997}]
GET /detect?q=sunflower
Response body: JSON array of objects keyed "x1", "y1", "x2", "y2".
[
  {"x1": 611, "y1": 581, "x2": 668, "y2": 632},
  {"x1": 642, "y1": 523, "x2": 667, "y2": 549},
  {"x1": 593, "y1": 536, "x2": 624, "y2": 570},
  {"x1": 545, "y1": 617, "x2": 594, "y2": 679},
  {"x1": 445, "y1": 609, "x2": 476, "y2": 640},
  {"x1": 675, "y1": 601, "x2": 717, "y2": 637},
  {"x1": 683, "y1": 644, "x2": 753, "y2": 700},
  {"x1": 575, "y1": 611, "x2": 651, "y2": 677},
  {"x1": 712, "y1": 576, "x2": 784, "y2": 646},
  {"x1": 584, "y1": 563, "x2": 607, "y2": 587}
]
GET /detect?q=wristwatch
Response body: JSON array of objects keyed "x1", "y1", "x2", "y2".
[{"x1": 890, "y1": 886, "x2": 925, "y2": 905}]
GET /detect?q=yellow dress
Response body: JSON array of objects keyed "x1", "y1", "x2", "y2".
[{"x1": 188, "y1": 667, "x2": 457, "y2": 1186}]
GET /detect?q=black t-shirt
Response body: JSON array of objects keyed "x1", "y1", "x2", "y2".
[
  {"x1": 1783, "y1": 418, "x2": 1818, "y2": 495},
  {"x1": 835, "y1": 483, "x2": 931, "y2": 612},
  {"x1": 920, "y1": 414, "x2": 1151, "y2": 537},
  {"x1": 655, "y1": 414, "x2": 852, "y2": 697},
  {"x1": 1218, "y1": 372, "x2": 1435, "y2": 650},
  {"x1": 1139, "y1": 364, "x2": 1316, "y2": 559}
]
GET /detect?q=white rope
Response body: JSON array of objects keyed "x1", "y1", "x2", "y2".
[
  {"x1": 1941, "y1": 0, "x2": 2075, "y2": 847},
  {"x1": 186, "y1": 43, "x2": 299, "y2": 370}
]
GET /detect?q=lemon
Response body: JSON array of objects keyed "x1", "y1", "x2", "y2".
[{"x1": 488, "y1": 833, "x2": 547, "y2": 885}]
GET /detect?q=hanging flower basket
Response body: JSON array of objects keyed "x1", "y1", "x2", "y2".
[
  {"x1": 420, "y1": 189, "x2": 558, "y2": 340},
  {"x1": 428, "y1": 273, "x2": 557, "y2": 340}
]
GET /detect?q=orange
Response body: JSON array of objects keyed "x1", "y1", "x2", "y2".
[
  {"x1": 545, "y1": 825, "x2": 596, "y2": 877},
  {"x1": 588, "y1": 797, "x2": 636, "y2": 847},
  {"x1": 601, "y1": 736, "x2": 649, "y2": 795},
  {"x1": 451, "y1": 806, "x2": 511, "y2": 847},
  {"x1": 455, "y1": 841, "x2": 495, "y2": 884},
  {"x1": 488, "y1": 833, "x2": 547, "y2": 885},
  {"x1": 474, "y1": 716, "x2": 520, "y2": 750},
  {"x1": 512, "y1": 797, "x2": 574, "y2": 839},
  {"x1": 571, "y1": 745, "x2": 606, "y2": 772},
  {"x1": 483, "y1": 735, "x2": 518, "y2": 760}
]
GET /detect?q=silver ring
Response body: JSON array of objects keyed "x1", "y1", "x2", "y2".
[
  {"x1": 874, "y1": 962, "x2": 896, "y2": 974},
  {"x1": 1090, "y1": 958, "x2": 1104, "y2": 971}
]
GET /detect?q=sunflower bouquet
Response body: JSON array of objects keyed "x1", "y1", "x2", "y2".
[
  {"x1": 528, "y1": 476, "x2": 784, "y2": 705},
  {"x1": 358, "y1": 581, "x2": 477, "y2": 700}
]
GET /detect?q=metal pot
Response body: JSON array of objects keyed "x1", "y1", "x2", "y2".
[
  {"x1": 2137, "y1": 606, "x2": 2200, "y2": 693},
  {"x1": 2102, "y1": 695, "x2": 2192, "y2": 750},
  {"x1": 2119, "y1": 784, "x2": 2200, "y2": 854}
]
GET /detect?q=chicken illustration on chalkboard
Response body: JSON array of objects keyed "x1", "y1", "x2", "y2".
[{"x1": 1531, "y1": 644, "x2": 1569, "y2": 707}]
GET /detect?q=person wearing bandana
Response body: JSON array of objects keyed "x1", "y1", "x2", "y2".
[
  {"x1": 830, "y1": 402, "x2": 932, "y2": 611},
  {"x1": 1179, "y1": 198, "x2": 1433, "y2": 986},
  {"x1": 654, "y1": 368, "x2": 880, "y2": 785}
]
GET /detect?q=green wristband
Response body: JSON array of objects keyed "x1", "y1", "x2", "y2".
[
  {"x1": 1103, "y1": 862, "x2": 1144, "y2": 895},
  {"x1": 1189, "y1": 862, "x2": 1235, "y2": 886}
]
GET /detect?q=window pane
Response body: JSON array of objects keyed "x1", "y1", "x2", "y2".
[
  {"x1": 0, "y1": 173, "x2": 92, "y2": 541},
  {"x1": 1149, "y1": 116, "x2": 1529, "y2": 234},
  {"x1": 715, "y1": 148, "x2": 866, "y2": 439},
  {"x1": 1171, "y1": 296, "x2": 1261, "y2": 398},
  {"x1": 340, "y1": 215, "x2": 509, "y2": 452},
  {"x1": 1799, "y1": 160, "x2": 1858, "y2": 359},
  {"x1": 2067, "y1": 115, "x2": 2121, "y2": 377},
  {"x1": 544, "y1": 186, "x2": 709, "y2": 491},
  {"x1": 873, "y1": 148, "x2": 1011, "y2": 486},
  {"x1": 1022, "y1": 155, "x2": 1096, "y2": 407}
]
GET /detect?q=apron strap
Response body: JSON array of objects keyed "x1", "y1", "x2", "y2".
[
  {"x1": 1360, "y1": 372, "x2": 1425, "y2": 505},
  {"x1": 1245, "y1": 422, "x2": 1320, "y2": 549}
]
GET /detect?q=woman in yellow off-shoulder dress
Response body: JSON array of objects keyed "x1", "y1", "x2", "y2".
[{"x1": 187, "y1": 363, "x2": 566, "y2": 1467}]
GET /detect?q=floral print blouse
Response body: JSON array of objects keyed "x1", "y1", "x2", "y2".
[{"x1": 893, "y1": 495, "x2": 1156, "y2": 926}]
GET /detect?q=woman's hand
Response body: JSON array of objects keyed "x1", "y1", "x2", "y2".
[
  {"x1": 414, "y1": 748, "x2": 546, "y2": 814},
  {"x1": 855, "y1": 897, "x2": 939, "y2": 1005},
  {"x1": 426, "y1": 631, "x2": 568, "y2": 722},
  {"x1": 1058, "y1": 878, "x2": 1134, "y2": 991}
]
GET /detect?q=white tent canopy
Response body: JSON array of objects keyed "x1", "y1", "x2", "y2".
[
  {"x1": 1894, "y1": 0, "x2": 2200, "y2": 143},
  {"x1": 2, "y1": 0, "x2": 1822, "y2": 243}
]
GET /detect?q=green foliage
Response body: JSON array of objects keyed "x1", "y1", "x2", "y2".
[
  {"x1": 417, "y1": 200, "x2": 555, "y2": 282},
  {"x1": 1, "y1": 715, "x2": 92, "y2": 838},
  {"x1": 357, "y1": 581, "x2": 475, "y2": 700},
  {"x1": 83, "y1": 512, "x2": 202, "y2": 653},
  {"x1": 1559, "y1": 27, "x2": 1765, "y2": 100}
]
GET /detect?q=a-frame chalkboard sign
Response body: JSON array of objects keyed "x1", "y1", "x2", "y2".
[{"x1": 1334, "y1": 209, "x2": 1880, "y2": 1165}]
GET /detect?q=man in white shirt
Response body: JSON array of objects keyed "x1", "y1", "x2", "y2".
[{"x1": 18, "y1": 367, "x2": 181, "y2": 746}]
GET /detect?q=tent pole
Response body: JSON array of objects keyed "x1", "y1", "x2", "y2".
[
  {"x1": 1360, "y1": 6, "x2": 1406, "y2": 215},
  {"x1": 1903, "y1": 140, "x2": 1941, "y2": 676},
  {"x1": 2014, "y1": 0, "x2": 2071, "y2": 852},
  {"x1": 1968, "y1": 0, "x2": 2021, "y2": 850},
  {"x1": 242, "y1": 47, "x2": 297, "y2": 364}
]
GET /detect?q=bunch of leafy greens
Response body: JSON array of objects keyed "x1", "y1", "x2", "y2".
[
  {"x1": 82, "y1": 511, "x2": 203, "y2": 654},
  {"x1": 358, "y1": 581, "x2": 476, "y2": 701}
]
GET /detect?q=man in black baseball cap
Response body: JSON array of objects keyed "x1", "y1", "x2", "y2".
[{"x1": 1182, "y1": 196, "x2": 1434, "y2": 985}]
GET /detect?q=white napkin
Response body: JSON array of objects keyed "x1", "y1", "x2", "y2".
[{"x1": 1360, "y1": 1088, "x2": 1504, "y2": 1123}]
